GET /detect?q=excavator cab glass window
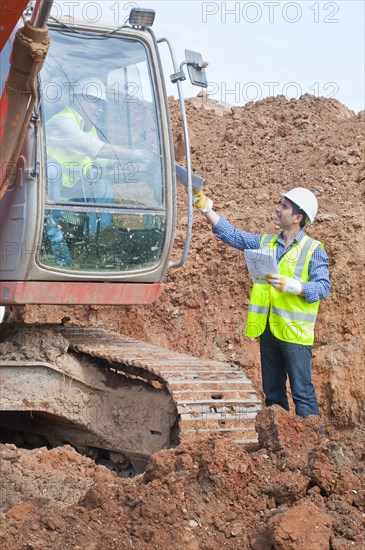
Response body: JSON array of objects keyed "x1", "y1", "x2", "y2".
[{"x1": 38, "y1": 28, "x2": 165, "y2": 272}]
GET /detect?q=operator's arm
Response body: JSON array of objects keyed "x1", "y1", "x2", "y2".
[
  {"x1": 98, "y1": 143, "x2": 143, "y2": 161},
  {"x1": 47, "y1": 114, "x2": 142, "y2": 162},
  {"x1": 303, "y1": 246, "x2": 331, "y2": 303}
]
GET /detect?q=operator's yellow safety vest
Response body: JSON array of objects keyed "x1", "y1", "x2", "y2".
[
  {"x1": 245, "y1": 233, "x2": 322, "y2": 345},
  {"x1": 46, "y1": 106, "x2": 97, "y2": 188}
]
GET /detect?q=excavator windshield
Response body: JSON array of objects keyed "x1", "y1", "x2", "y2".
[{"x1": 39, "y1": 27, "x2": 166, "y2": 272}]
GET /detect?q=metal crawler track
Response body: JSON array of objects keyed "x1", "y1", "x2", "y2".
[{"x1": 54, "y1": 326, "x2": 261, "y2": 444}]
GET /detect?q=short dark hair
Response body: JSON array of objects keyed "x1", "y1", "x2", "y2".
[{"x1": 288, "y1": 199, "x2": 307, "y2": 228}]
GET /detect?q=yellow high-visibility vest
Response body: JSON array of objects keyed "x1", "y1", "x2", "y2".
[
  {"x1": 46, "y1": 106, "x2": 97, "y2": 188},
  {"x1": 245, "y1": 233, "x2": 322, "y2": 345}
]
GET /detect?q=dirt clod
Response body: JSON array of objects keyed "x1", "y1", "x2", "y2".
[{"x1": 267, "y1": 500, "x2": 333, "y2": 550}]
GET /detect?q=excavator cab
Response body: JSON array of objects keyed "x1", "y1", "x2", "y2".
[
  {"x1": 39, "y1": 24, "x2": 169, "y2": 275},
  {"x1": 0, "y1": 6, "x2": 207, "y2": 305}
]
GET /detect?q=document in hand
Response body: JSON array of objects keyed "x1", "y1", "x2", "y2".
[{"x1": 244, "y1": 249, "x2": 278, "y2": 284}]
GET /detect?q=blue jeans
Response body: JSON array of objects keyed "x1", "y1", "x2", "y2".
[{"x1": 259, "y1": 324, "x2": 320, "y2": 418}]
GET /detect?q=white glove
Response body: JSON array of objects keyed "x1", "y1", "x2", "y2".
[{"x1": 265, "y1": 274, "x2": 303, "y2": 295}]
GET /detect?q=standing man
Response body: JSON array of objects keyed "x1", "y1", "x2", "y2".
[{"x1": 193, "y1": 187, "x2": 330, "y2": 421}]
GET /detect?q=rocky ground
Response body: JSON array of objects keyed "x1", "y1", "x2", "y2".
[
  {"x1": 0, "y1": 409, "x2": 364, "y2": 549},
  {"x1": 1, "y1": 93, "x2": 364, "y2": 548}
]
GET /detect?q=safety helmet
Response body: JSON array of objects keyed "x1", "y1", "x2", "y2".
[
  {"x1": 75, "y1": 77, "x2": 109, "y2": 102},
  {"x1": 282, "y1": 187, "x2": 318, "y2": 223}
]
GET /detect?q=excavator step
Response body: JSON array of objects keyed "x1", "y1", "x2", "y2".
[{"x1": 53, "y1": 326, "x2": 261, "y2": 444}]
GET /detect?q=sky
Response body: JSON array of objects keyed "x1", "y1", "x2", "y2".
[{"x1": 51, "y1": 0, "x2": 364, "y2": 112}]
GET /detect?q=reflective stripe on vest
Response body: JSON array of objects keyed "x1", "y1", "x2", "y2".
[
  {"x1": 46, "y1": 106, "x2": 97, "y2": 188},
  {"x1": 245, "y1": 233, "x2": 321, "y2": 345}
]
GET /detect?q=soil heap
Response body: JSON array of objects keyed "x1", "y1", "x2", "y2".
[{"x1": 1, "y1": 408, "x2": 364, "y2": 549}]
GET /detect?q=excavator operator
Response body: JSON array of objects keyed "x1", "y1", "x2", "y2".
[
  {"x1": 44, "y1": 77, "x2": 149, "y2": 266},
  {"x1": 46, "y1": 77, "x2": 144, "y2": 209}
]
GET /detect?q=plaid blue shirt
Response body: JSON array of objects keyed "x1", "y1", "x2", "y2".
[{"x1": 213, "y1": 217, "x2": 330, "y2": 304}]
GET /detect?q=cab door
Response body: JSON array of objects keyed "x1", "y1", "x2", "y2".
[{"x1": 35, "y1": 24, "x2": 175, "y2": 283}]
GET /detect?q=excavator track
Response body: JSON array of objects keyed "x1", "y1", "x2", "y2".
[
  {"x1": 55, "y1": 326, "x2": 261, "y2": 443},
  {"x1": 0, "y1": 325, "x2": 260, "y2": 473}
]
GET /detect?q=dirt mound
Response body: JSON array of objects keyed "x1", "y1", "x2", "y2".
[{"x1": 1, "y1": 407, "x2": 364, "y2": 550}]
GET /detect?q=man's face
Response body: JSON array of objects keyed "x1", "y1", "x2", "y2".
[
  {"x1": 274, "y1": 198, "x2": 302, "y2": 228},
  {"x1": 78, "y1": 98, "x2": 105, "y2": 125}
]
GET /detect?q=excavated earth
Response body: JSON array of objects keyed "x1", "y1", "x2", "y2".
[{"x1": 1, "y1": 94, "x2": 365, "y2": 548}]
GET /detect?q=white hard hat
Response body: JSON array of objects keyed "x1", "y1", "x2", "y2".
[
  {"x1": 75, "y1": 77, "x2": 108, "y2": 102},
  {"x1": 282, "y1": 187, "x2": 318, "y2": 223}
]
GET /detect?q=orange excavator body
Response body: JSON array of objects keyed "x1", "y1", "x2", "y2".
[{"x1": 0, "y1": 0, "x2": 29, "y2": 52}]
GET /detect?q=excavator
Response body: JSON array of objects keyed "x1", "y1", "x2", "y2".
[{"x1": 0, "y1": 0, "x2": 260, "y2": 474}]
